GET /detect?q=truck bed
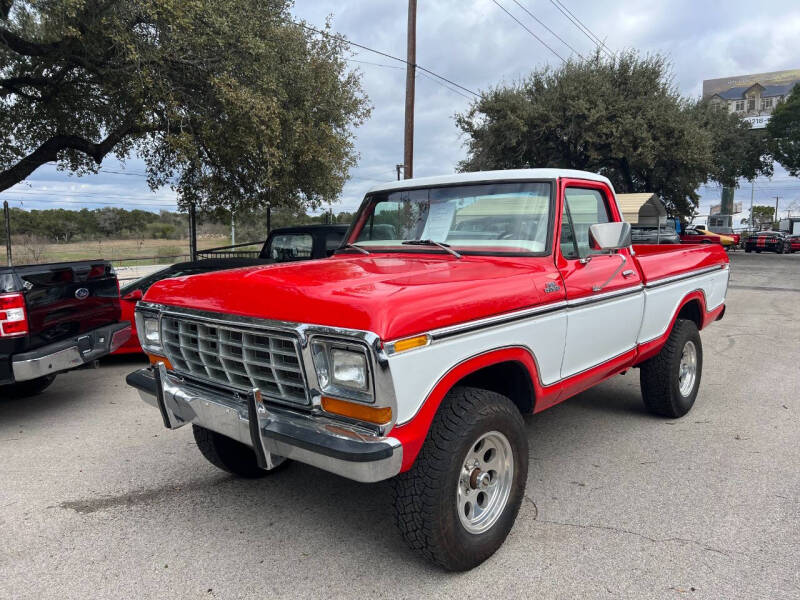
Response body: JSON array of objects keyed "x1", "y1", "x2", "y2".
[{"x1": 632, "y1": 243, "x2": 729, "y2": 285}]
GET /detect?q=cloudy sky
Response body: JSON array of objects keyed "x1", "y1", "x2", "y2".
[{"x1": 5, "y1": 0, "x2": 800, "y2": 220}]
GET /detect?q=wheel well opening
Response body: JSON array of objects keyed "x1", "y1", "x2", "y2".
[
  {"x1": 677, "y1": 299, "x2": 702, "y2": 329},
  {"x1": 457, "y1": 360, "x2": 535, "y2": 415}
]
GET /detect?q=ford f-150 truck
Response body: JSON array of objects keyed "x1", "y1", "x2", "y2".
[
  {"x1": 126, "y1": 169, "x2": 729, "y2": 571},
  {"x1": 1, "y1": 260, "x2": 130, "y2": 397}
]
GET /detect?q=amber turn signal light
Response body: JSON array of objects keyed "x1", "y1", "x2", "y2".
[
  {"x1": 389, "y1": 334, "x2": 430, "y2": 354},
  {"x1": 147, "y1": 354, "x2": 173, "y2": 371},
  {"x1": 321, "y1": 396, "x2": 392, "y2": 425}
]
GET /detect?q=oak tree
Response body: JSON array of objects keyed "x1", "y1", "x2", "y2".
[
  {"x1": 456, "y1": 51, "x2": 771, "y2": 219},
  {"x1": 0, "y1": 0, "x2": 370, "y2": 212},
  {"x1": 767, "y1": 83, "x2": 800, "y2": 177}
]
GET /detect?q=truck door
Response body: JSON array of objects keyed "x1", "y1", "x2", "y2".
[{"x1": 556, "y1": 181, "x2": 644, "y2": 379}]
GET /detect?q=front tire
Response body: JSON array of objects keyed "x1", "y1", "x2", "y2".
[
  {"x1": 393, "y1": 386, "x2": 529, "y2": 571},
  {"x1": 193, "y1": 425, "x2": 288, "y2": 478},
  {"x1": 640, "y1": 319, "x2": 703, "y2": 418},
  {"x1": 0, "y1": 375, "x2": 57, "y2": 398}
]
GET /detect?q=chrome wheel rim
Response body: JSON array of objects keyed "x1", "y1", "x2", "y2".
[
  {"x1": 678, "y1": 340, "x2": 697, "y2": 397},
  {"x1": 457, "y1": 431, "x2": 514, "y2": 534}
]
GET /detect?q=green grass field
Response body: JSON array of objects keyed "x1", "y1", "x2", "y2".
[{"x1": 8, "y1": 236, "x2": 242, "y2": 266}]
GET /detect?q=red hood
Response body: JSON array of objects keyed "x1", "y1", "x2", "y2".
[{"x1": 143, "y1": 254, "x2": 551, "y2": 340}]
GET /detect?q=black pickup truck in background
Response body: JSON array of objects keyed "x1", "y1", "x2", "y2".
[
  {"x1": 0, "y1": 260, "x2": 130, "y2": 397},
  {"x1": 115, "y1": 224, "x2": 349, "y2": 355}
]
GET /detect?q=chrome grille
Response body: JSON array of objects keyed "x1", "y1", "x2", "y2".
[{"x1": 161, "y1": 316, "x2": 308, "y2": 405}]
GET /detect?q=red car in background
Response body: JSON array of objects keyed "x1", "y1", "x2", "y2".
[
  {"x1": 680, "y1": 227, "x2": 735, "y2": 247},
  {"x1": 788, "y1": 234, "x2": 800, "y2": 253},
  {"x1": 712, "y1": 228, "x2": 741, "y2": 246}
]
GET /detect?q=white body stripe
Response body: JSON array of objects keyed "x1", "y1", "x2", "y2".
[
  {"x1": 638, "y1": 268, "x2": 728, "y2": 344},
  {"x1": 561, "y1": 292, "x2": 644, "y2": 378},
  {"x1": 389, "y1": 311, "x2": 567, "y2": 424},
  {"x1": 388, "y1": 266, "x2": 727, "y2": 426}
]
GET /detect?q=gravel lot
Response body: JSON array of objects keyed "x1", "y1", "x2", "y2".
[{"x1": 2, "y1": 252, "x2": 798, "y2": 600}]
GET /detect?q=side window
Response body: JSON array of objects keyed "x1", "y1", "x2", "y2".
[
  {"x1": 560, "y1": 203, "x2": 579, "y2": 259},
  {"x1": 270, "y1": 234, "x2": 313, "y2": 261},
  {"x1": 562, "y1": 188, "x2": 610, "y2": 259},
  {"x1": 325, "y1": 231, "x2": 345, "y2": 256}
]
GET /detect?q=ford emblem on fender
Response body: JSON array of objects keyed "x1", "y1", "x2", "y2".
[
  {"x1": 74, "y1": 287, "x2": 90, "y2": 300},
  {"x1": 544, "y1": 281, "x2": 560, "y2": 293}
]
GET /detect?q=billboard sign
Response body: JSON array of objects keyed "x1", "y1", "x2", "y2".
[
  {"x1": 702, "y1": 69, "x2": 800, "y2": 99},
  {"x1": 710, "y1": 202, "x2": 743, "y2": 215},
  {"x1": 743, "y1": 115, "x2": 771, "y2": 129},
  {"x1": 703, "y1": 69, "x2": 799, "y2": 126}
]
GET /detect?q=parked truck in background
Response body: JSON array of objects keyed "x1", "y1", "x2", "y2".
[
  {"x1": 1, "y1": 260, "x2": 130, "y2": 397},
  {"x1": 115, "y1": 225, "x2": 349, "y2": 354},
  {"x1": 127, "y1": 169, "x2": 729, "y2": 570}
]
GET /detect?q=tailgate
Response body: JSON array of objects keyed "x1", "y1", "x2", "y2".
[{"x1": 15, "y1": 261, "x2": 121, "y2": 348}]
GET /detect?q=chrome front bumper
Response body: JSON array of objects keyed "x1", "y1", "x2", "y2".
[{"x1": 126, "y1": 364, "x2": 403, "y2": 483}]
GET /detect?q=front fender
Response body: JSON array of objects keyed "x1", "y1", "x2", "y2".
[{"x1": 389, "y1": 347, "x2": 541, "y2": 472}]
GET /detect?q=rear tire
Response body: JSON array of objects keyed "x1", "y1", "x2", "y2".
[
  {"x1": 193, "y1": 425, "x2": 288, "y2": 478},
  {"x1": 0, "y1": 375, "x2": 57, "y2": 398},
  {"x1": 393, "y1": 386, "x2": 529, "y2": 571},
  {"x1": 640, "y1": 319, "x2": 703, "y2": 418}
]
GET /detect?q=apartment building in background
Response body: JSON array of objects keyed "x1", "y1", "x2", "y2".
[{"x1": 703, "y1": 68, "x2": 800, "y2": 129}]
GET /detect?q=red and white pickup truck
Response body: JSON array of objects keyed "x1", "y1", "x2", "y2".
[{"x1": 127, "y1": 169, "x2": 729, "y2": 570}]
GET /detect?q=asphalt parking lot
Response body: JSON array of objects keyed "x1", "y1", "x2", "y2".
[{"x1": 2, "y1": 252, "x2": 798, "y2": 600}]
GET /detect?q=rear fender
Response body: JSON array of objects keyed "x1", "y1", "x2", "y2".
[{"x1": 636, "y1": 290, "x2": 720, "y2": 363}]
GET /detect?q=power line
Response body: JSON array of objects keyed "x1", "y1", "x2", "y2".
[
  {"x1": 98, "y1": 169, "x2": 149, "y2": 177},
  {"x1": 345, "y1": 58, "x2": 404, "y2": 70},
  {"x1": 8, "y1": 188, "x2": 173, "y2": 200},
  {"x1": 548, "y1": 0, "x2": 613, "y2": 58},
  {"x1": 491, "y1": 0, "x2": 565, "y2": 63},
  {"x1": 291, "y1": 20, "x2": 480, "y2": 97},
  {"x1": 6, "y1": 191, "x2": 177, "y2": 206},
  {"x1": 417, "y1": 70, "x2": 473, "y2": 100},
  {"x1": 510, "y1": 0, "x2": 584, "y2": 59},
  {"x1": 6, "y1": 198, "x2": 177, "y2": 208}
]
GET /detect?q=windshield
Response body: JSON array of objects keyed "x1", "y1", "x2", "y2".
[{"x1": 352, "y1": 182, "x2": 552, "y2": 254}]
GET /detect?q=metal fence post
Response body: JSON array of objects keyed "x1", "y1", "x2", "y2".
[
  {"x1": 189, "y1": 203, "x2": 197, "y2": 262},
  {"x1": 3, "y1": 200, "x2": 11, "y2": 267}
]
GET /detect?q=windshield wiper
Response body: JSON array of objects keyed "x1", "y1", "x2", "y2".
[
  {"x1": 401, "y1": 239, "x2": 462, "y2": 259},
  {"x1": 339, "y1": 243, "x2": 371, "y2": 255}
]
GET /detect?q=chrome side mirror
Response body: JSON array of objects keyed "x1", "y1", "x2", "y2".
[{"x1": 589, "y1": 222, "x2": 631, "y2": 252}]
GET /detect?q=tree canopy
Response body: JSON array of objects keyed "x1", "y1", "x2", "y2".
[
  {"x1": 0, "y1": 0, "x2": 370, "y2": 212},
  {"x1": 767, "y1": 83, "x2": 800, "y2": 177},
  {"x1": 455, "y1": 51, "x2": 771, "y2": 219}
]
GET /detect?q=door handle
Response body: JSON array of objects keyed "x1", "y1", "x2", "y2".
[{"x1": 622, "y1": 269, "x2": 635, "y2": 278}]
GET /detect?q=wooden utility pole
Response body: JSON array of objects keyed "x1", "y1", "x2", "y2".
[
  {"x1": 775, "y1": 196, "x2": 781, "y2": 227},
  {"x1": 403, "y1": 0, "x2": 417, "y2": 180}
]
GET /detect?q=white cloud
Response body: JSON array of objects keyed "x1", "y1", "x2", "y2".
[{"x1": 5, "y1": 0, "x2": 799, "y2": 215}]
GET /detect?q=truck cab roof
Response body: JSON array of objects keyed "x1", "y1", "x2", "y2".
[{"x1": 367, "y1": 169, "x2": 614, "y2": 194}]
